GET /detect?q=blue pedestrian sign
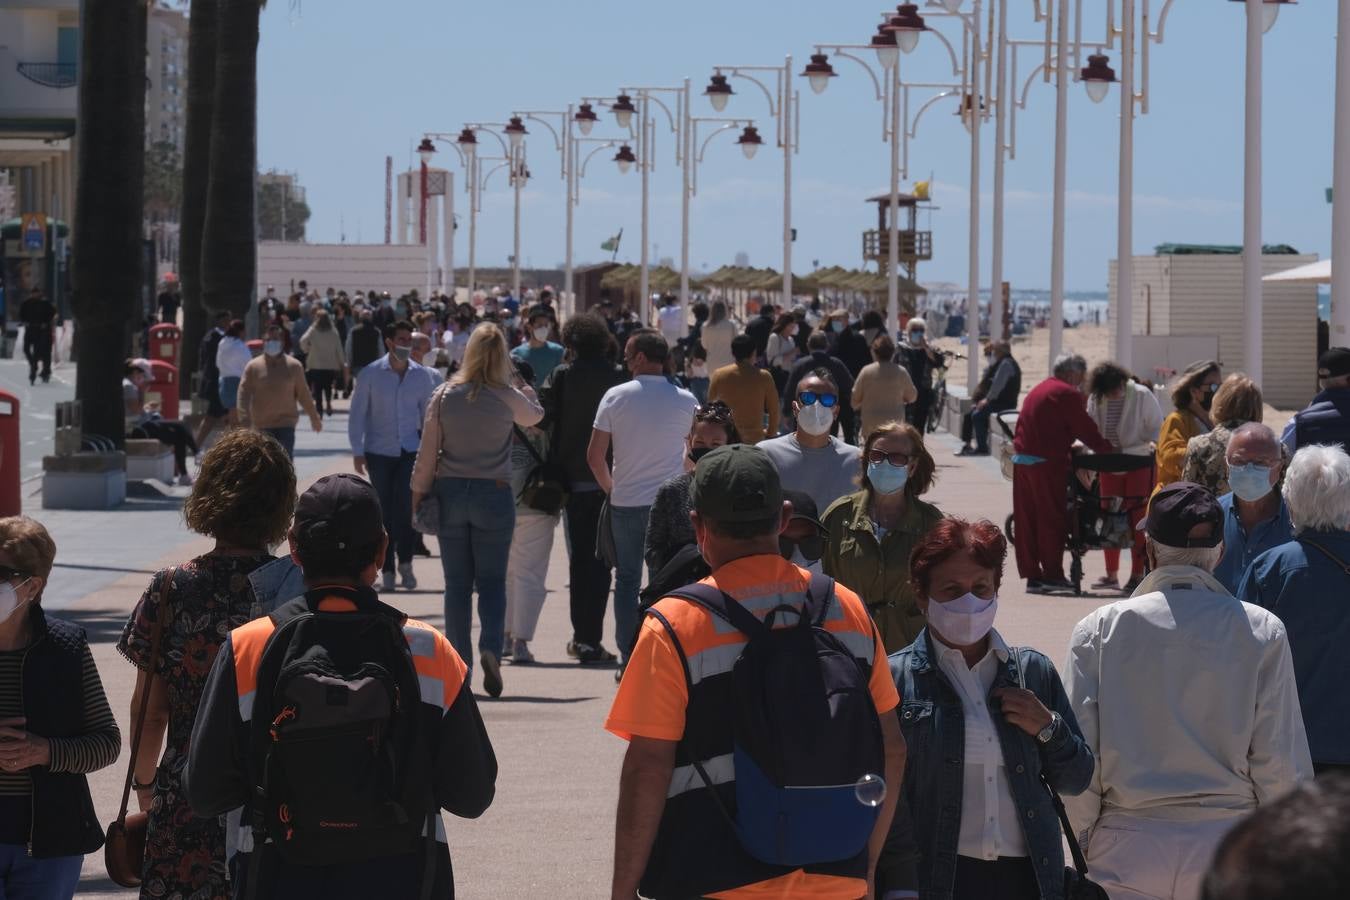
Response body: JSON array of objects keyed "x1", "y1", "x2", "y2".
[{"x1": 20, "y1": 213, "x2": 46, "y2": 255}]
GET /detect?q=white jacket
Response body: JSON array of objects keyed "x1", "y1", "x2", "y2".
[
  {"x1": 1063, "y1": 565, "x2": 1312, "y2": 842},
  {"x1": 1088, "y1": 380, "x2": 1163, "y2": 456}
]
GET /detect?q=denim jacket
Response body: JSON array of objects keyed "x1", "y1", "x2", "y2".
[{"x1": 879, "y1": 629, "x2": 1094, "y2": 900}]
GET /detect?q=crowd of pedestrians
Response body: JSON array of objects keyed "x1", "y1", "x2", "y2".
[{"x1": 7, "y1": 279, "x2": 1350, "y2": 900}]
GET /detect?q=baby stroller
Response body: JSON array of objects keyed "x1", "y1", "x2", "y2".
[{"x1": 1058, "y1": 453, "x2": 1154, "y2": 596}]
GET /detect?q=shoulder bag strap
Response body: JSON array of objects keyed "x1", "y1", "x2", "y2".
[
  {"x1": 511, "y1": 423, "x2": 547, "y2": 468},
  {"x1": 1299, "y1": 537, "x2": 1350, "y2": 576},
  {"x1": 115, "y1": 566, "x2": 176, "y2": 827},
  {"x1": 1012, "y1": 646, "x2": 1092, "y2": 878},
  {"x1": 803, "y1": 572, "x2": 836, "y2": 626}
]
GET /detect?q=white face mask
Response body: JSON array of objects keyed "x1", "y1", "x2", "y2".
[
  {"x1": 533, "y1": 326, "x2": 551, "y2": 342},
  {"x1": 263, "y1": 340, "x2": 283, "y2": 357},
  {"x1": 797, "y1": 402, "x2": 834, "y2": 436},
  {"x1": 925, "y1": 591, "x2": 998, "y2": 646},
  {"x1": 0, "y1": 578, "x2": 33, "y2": 625}
]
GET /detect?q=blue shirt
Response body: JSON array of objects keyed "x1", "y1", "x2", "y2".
[
  {"x1": 511, "y1": 341, "x2": 565, "y2": 389},
  {"x1": 1239, "y1": 529, "x2": 1350, "y2": 765},
  {"x1": 1214, "y1": 492, "x2": 1294, "y2": 595},
  {"x1": 347, "y1": 355, "x2": 439, "y2": 457}
]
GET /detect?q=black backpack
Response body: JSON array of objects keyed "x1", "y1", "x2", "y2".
[
  {"x1": 654, "y1": 573, "x2": 886, "y2": 867},
  {"x1": 244, "y1": 591, "x2": 435, "y2": 874},
  {"x1": 639, "y1": 543, "x2": 712, "y2": 610}
]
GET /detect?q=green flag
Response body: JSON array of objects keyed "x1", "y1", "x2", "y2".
[{"x1": 600, "y1": 234, "x2": 620, "y2": 252}]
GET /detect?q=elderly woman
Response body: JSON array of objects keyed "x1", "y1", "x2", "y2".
[
  {"x1": 0, "y1": 517, "x2": 119, "y2": 898},
  {"x1": 878, "y1": 517, "x2": 1093, "y2": 900},
  {"x1": 118, "y1": 430, "x2": 296, "y2": 899},
  {"x1": 1087, "y1": 362, "x2": 1163, "y2": 591},
  {"x1": 852, "y1": 334, "x2": 918, "y2": 437},
  {"x1": 644, "y1": 401, "x2": 741, "y2": 574},
  {"x1": 822, "y1": 421, "x2": 943, "y2": 652},
  {"x1": 1181, "y1": 373, "x2": 1281, "y2": 496},
  {"x1": 1239, "y1": 444, "x2": 1350, "y2": 776},
  {"x1": 1155, "y1": 359, "x2": 1222, "y2": 492}
]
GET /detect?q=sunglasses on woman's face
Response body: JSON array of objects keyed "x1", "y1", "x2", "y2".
[
  {"x1": 0, "y1": 566, "x2": 29, "y2": 583},
  {"x1": 867, "y1": 449, "x2": 913, "y2": 467},
  {"x1": 798, "y1": 391, "x2": 838, "y2": 408}
]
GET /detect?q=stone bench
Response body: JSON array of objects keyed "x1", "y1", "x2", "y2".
[
  {"x1": 42, "y1": 453, "x2": 127, "y2": 510},
  {"x1": 125, "y1": 438, "x2": 175, "y2": 483},
  {"x1": 941, "y1": 385, "x2": 972, "y2": 436}
]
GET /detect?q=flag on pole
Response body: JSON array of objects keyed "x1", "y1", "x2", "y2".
[{"x1": 600, "y1": 232, "x2": 621, "y2": 252}]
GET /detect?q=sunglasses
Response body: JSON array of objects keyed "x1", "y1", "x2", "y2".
[
  {"x1": 780, "y1": 535, "x2": 824, "y2": 563},
  {"x1": 0, "y1": 566, "x2": 29, "y2": 583},
  {"x1": 867, "y1": 449, "x2": 913, "y2": 467},
  {"x1": 798, "y1": 391, "x2": 838, "y2": 408}
]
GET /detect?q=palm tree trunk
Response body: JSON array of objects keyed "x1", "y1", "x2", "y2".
[
  {"x1": 72, "y1": 0, "x2": 147, "y2": 446},
  {"x1": 178, "y1": 0, "x2": 220, "y2": 397},
  {"x1": 200, "y1": 0, "x2": 261, "y2": 322}
]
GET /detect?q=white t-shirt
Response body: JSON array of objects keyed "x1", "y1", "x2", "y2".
[
  {"x1": 594, "y1": 375, "x2": 699, "y2": 508},
  {"x1": 658, "y1": 304, "x2": 686, "y2": 346}
]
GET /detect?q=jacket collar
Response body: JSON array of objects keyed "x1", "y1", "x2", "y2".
[
  {"x1": 841, "y1": 491, "x2": 925, "y2": 536},
  {"x1": 910, "y1": 627, "x2": 1019, "y2": 685},
  {"x1": 1132, "y1": 564, "x2": 1231, "y2": 598},
  {"x1": 302, "y1": 585, "x2": 407, "y2": 622}
]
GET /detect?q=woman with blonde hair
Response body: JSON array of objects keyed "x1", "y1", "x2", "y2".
[
  {"x1": 117, "y1": 429, "x2": 296, "y2": 899},
  {"x1": 1182, "y1": 373, "x2": 1284, "y2": 495},
  {"x1": 821, "y1": 420, "x2": 944, "y2": 652},
  {"x1": 1155, "y1": 359, "x2": 1222, "y2": 492},
  {"x1": 412, "y1": 322, "x2": 543, "y2": 698}
]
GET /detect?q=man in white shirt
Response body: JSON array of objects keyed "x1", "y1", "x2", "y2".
[
  {"x1": 656, "y1": 294, "x2": 685, "y2": 347},
  {"x1": 1064, "y1": 481, "x2": 1313, "y2": 900},
  {"x1": 587, "y1": 329, "x2": 698, "y2": 669}
]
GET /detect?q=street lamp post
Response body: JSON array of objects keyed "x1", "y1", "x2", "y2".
[
  {"x1": 611, "y1": 87, "x2": 680, "y2": 320},
  {"x1": 705, "y1": 55, "x2": 799, "y2": 305},
  {"x1": 464, "y1": 122, "x2": 526, "y2": 301}
]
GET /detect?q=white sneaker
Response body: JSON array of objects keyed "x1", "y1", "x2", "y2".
[
  {"x1": 510, "y1": 639, "x2": 535, "y2": 664},
  {"x1": 398, "y1": 562, "x2": 417, "y2": 590},
  {"x1": 176, "y1": 473, "x2": 194, "y2": 487},
  {"x1": 380, "y1": 570, "x2": 396, "y2": 592}
]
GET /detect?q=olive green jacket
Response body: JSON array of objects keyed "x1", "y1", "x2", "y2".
[{"x1": 821, "y1": 490, "x2": 944, "y2": 654}]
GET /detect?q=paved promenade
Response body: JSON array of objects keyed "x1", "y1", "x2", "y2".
[{"x1": 39, "y1": 385, "x2": 1121, "y2": 898}]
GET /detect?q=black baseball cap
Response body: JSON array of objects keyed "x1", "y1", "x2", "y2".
[
  {"x1": 690, "y1": 445, "x2": 783, "y2": 523},
  {"x1": 293, "y1": 473, "x2": 385, "y2": 551},
  {"x1": 1145, "y1": 482, "x2": 1223, "y2": 548},
  {"x1": 1318, "y1": 347, "x2": 1350, "y2": 379},
  {"x1": 782, "y1": 489, "x2": 824, "y2": 532}
]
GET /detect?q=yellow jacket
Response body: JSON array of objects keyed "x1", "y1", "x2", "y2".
[{"x1": 1155, "y1": 410, "x2": 1207, "y2": 493}]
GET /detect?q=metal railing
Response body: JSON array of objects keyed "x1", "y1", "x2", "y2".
[
  {"x1": 16, "y1": 62, "x2": 77, "y2": 89},
  {"x1": 862, "y1": 229, "x2": 933, "y2": 263}
]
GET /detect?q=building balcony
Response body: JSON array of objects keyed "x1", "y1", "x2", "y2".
[
  {"x1": 16, "y1": 61, "x2": 75, "y2": 88},
  {"x1": 862, "y1": 229, "x2": 933, "y2": 265}
]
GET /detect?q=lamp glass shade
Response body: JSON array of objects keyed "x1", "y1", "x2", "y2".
[
  {"x1": 940, "y1": 0, "x2": 963, "y2": 10},
  {"x1": 418, "y1": 149, "x2": 434, "y2": 165},
  {"x1": 1085, "y1": 79, "x2": 1110, "y2": 104},
  {"x1": 709, "y1": 92, "x2": 729, "y2": 112},
  {"x1": 740, "y1": 141, "x2": 759, "y2": 160},
  {"x1": 578, "y1": 118, "x2": 595, "y2": 136},
  {"x1": 508, "y1": 130, "x2": 524, "y2": 150},
  {"x1": 615, "y1": 109, "x2": 634, "y2": 129},
  {"x1": 895, "y1": 29, "x2": 921, "y2": 54},
  {"x1": 617, "y1": 158, "x2": 633, "y2": 174},
  {"x1": 1261, "y1": 2, "x2": 1280, "y2": 33},
  {"x1": 808, "y1": 72, "x2": 831, "y2": 95},
  {"x1": 875, "y1": 44, "x2": 899, "y2": 69}
]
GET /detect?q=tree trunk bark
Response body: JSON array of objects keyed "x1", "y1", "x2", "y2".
[
  {"x1": 200, "y1": 0, "x2": 260, "y2": 323},
  {"x1": 178, "y1": 0, "x2": 219, "y2": 398},
  {"x1": 72, "y1": 0, "x2": 147, "y2": 447}
]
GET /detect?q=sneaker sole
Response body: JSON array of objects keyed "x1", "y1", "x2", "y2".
[{"x1": 480, "y1": 652, "x2": 503, "y2": 698}]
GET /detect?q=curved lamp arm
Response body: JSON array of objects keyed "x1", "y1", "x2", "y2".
[
  {"x1": 721, "y1": 67, "x2": 779, "y2": 116},
  {"x1": 578, "y1": 141, "x2": 618, "y2": 180},
  {"x1": 465, "y1": 124, "x2": 511, "y2": 156},
  {"x1": 812, "y1": 45, "x2": 884, "y2": 102},
  {"x1": 426, "y1": 135, "x2": 469, "y2": 167},
  {"x1": 907, "y1": 89, "x2": 960, "y2": 140}
]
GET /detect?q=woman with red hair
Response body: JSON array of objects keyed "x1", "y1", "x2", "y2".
[{"x1": 875, "y1": 517, "x2": 1094, "y2": 900}]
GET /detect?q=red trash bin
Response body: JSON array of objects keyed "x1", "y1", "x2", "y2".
[
  {"x1": 144, "y1": 361, "x2": 180, "y2": 421},
  {"x1": 0, "y1": 392, "x2": 20, "y2": 516},
  {"x1": 148, "y1": 323, "x2": 182, "y2": 367}
]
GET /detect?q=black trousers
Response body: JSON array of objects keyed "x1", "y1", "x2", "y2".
[
  {"x1": 308, "y1": 368, "x2": 338, "y2": 415},
  {"x1": 564, "y1": 488, "x2": 612, "y2": 647},
  {"x1": 908, "y1": 387, "x2": 934, "y2": 431},
  {"x1": 133, "y1": 421, "x2": 198, "y2": 475},
  {"x1": 23, "y1": 330, "x2": 51, "y2": 381},
  {"x1": 953, "y1": 855, "x2": 1040, "y2": 900}
]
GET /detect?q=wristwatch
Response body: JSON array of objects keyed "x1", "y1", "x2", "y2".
[{"x1": 1036, "y1": 712, "x2": 1061, "y2": 745}]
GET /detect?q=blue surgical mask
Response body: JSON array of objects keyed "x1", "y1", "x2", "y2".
[
  {"x1": 1229, "y1": 463, "x2": 1274, "y2": 503},
  {"x1": 830, "y1": 320, "x2": 845, "y2": 333},
  {"x1": 867, "y1": 460, "x2": 909, "y2": 495}
]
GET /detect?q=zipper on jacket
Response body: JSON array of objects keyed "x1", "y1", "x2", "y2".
[{"x1": 20, "y1": 632, "x2": 41, "y2": 857}]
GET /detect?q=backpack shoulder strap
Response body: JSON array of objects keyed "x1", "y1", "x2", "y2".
[
  {"x1": 663, "y1": 582, "x2": 769, "y2": 640},
  {"x1": 1299, "y1": 537, "x2": 1350, "y2": 576},
  {"x1": 803, "y1": 572, "x2": 836, "y2": 626}
]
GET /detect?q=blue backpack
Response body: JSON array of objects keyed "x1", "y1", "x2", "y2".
[{"x1": 656, "y1": 573, "x2": 885, "y2": 867}]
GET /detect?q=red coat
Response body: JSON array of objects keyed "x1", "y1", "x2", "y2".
[{"x1": 1013, "y1": 377, "x2": 1112, "y2": 463}]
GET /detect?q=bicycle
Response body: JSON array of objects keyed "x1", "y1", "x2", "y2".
[{"x1": 925, "y1": 349, "x2": 964, "y2": 434}]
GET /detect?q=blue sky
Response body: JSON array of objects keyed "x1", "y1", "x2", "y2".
[{"x1": 257, "y1": 0, "x2": 1337, "y2": 292}]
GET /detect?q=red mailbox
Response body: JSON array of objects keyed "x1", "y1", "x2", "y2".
[
  {"x1": 148, "y1": 323, "x2": 182, "y2": 367},
  {"x1": 0, "y1": 391, "x2": 19, "y2": 516},
  {"x1": 144, "y1": 360, "x2": 180, "y2": 421}
]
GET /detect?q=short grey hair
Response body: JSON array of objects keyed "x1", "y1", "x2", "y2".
[
  {"x1": 1226, "y1": 422, "x2": 1281, "y2": 462},
  {"x1": 1148, "y1": 538, "x2": 1224, "y2": 573},
  {"x1": 1053, "y1": 353, "x2": 1088, "y2": 378},
  {"x1": 1283, "y1": 444, "x2": 1350, "y2": 533}
]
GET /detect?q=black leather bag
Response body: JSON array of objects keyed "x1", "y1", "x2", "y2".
[{"x1": 513, "y1": 425, "x2": 568, "y2": 516}]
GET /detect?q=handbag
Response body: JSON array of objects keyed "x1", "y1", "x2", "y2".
[
  {"x1": 412, "y1": 387, "x2": 448, "y2": 535},
  {"x1": 513, "y1": 424, "x2": 569, "y2": 516},
  {"x1": 1011, "y1": 647, "x2": 1110, "y2": 900},
  {"x1": 104, "y1": 567, "x2": 175, "y2": 888}
]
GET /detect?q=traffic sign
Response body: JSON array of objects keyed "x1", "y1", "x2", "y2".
[{"x1": 20, "y1": 213, "x2": 46, "y2": 254}]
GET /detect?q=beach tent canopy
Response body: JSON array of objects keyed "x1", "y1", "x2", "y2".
[{"x1": 1262, "y1": 258, "x2": 1331, "y2": 285}]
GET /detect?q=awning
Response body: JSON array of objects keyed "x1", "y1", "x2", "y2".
[{"x1": 1262, "y1": 258, "x2": 1331, "y2": 285}]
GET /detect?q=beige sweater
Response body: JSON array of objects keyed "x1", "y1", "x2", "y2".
[
  {"x1": 851, "y1": 361, "x2": 918, "y2": 437},
  {"x1": 238, "y1": 354, "x2": 319, "y2": 429},
  {"x1": 300, "y1": 325, "x2": 346, "y2": 371}
]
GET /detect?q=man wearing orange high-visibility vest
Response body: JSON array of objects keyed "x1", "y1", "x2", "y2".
[{"x1": 186, "y1": 474, "x2": 497, "y2": 899}]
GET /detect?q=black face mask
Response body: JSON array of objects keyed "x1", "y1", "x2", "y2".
[
  {"x1": 779, "y1": 534, "x2": 824, "y2": 563},
  {"x1": 688, "y1": 446, "x2": 715, "y2": 465},
  {"x1": 1199, "y1": 390, "x2": 1215, "y2": 412}
]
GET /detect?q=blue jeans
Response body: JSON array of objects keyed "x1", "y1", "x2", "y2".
[
  {"x1": 610, "y1": 504, "x2": 651, "y2": 662},
  {"x1": 262, "y1": 426, "x2": 295, "y2": 459},
  {"x1": 688, "y1": 376, "x2": 710, "y2": 404},
  {"x1": 0, "y1": 844, "x2": 82, "y2": 900},
  {"x1": 435, "y1": 477, "x2": 515, "y2": 667},
  {"x1": 366, "y1": 451, "x2": 417, "y2": 573}
]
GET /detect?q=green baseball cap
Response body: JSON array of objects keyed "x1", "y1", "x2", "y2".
[{"x1": 690, "y1": 444, "x2": 783, "y2": 523}]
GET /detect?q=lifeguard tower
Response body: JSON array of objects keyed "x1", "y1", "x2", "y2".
[{"x1": 861, "y1": 191, "x2": 933, "y2": 300}]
